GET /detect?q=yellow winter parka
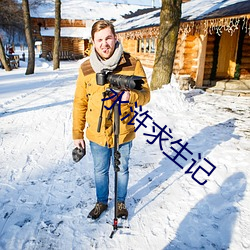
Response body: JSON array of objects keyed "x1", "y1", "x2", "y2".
[{"x1": 72, "y1": 52, "x2": 150, "y2": 148}]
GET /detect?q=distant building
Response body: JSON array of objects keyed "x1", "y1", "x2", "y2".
[
  {"x1": 30, "y1": 1, "x2": 151, "y2": 60},
  {"x1": 31, "y1": 18, "x2": 92, "y2": 60}
]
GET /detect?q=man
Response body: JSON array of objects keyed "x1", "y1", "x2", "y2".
[{"x1": 72, "y1": 20, "x2": 150, "y2": 220}]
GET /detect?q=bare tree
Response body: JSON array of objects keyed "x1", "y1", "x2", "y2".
[
  {"x1": 151, "y1": 0, "x2": 182, "y2": 90},
  {"x1": 53, "y1": 0, "x2": 61, "y2": 70},
  {"x1": 22, "y1": 0, "x2": 35, "y2": 75},
  {"x1": 0, "y1": 0, "x2": 24, "y2": 37},
  {"x1": 0, "y1": 37, "x2": 11, "y2": 71},
  {"x1": 0, "y1": 0, "x2": 23, "y2": 71},
  {"x1": 29, "y1": 0, "x2": 47, "y2": 8}
]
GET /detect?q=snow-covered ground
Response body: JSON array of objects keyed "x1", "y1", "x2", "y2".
[{"x1": 0, "y1": 50, "x2": 250, "y2": 250}]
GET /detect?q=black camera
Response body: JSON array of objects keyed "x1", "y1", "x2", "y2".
[{"x1": 96, "y1": 70, "x2": 144, "y2": 90}]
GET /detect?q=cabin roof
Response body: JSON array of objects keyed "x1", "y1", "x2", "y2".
[
  {"x1": 115, "y1": 8, "x2": 160, "y2": 33},
  {"x1": 40, "y1": 27, "x2": 91, "y2": 39},
  {"x1": 115, "y1": 0, "x2": 250, "y2": 32},
  {"x1": 182, "y1": 0, "x2": 250, "y2": 21},
  {"x1": 30, "y1": 0, "x2": 151, "y2": 20}
]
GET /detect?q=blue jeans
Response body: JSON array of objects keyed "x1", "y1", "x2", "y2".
[{"x1": 89, "y1": 140, "x2": 132, "y2": 205}]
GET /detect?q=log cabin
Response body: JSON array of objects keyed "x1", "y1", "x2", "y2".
[
  {"x1": 31, "y1": 18, "x2": 92, "y2": 60},
  {"x1": 115, "y1": 0, "x2": 250, "y2": 91},
  {"x1": 30, "y1": 1, "x2": 152, "y2": 61}
]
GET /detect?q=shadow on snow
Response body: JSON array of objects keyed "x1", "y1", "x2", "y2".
[{"x1": 164, "y1": 172, "x2": 247, "y2": 249}]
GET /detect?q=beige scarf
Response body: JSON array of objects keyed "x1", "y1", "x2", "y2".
[{"x1": 90, "y1": 41, "x2": 123, "y2": 73}]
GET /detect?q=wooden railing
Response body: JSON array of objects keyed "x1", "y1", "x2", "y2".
[{"x1": 46, "y1": 51, "x2": 83, "y2": 61}]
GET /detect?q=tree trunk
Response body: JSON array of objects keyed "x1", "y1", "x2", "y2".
[
  {"x1": 53, "y1": 0, "x2": 61, "y2": 70},
  {"x1": 151, "y1": 0, "x2": 182, "y2": 90},
  {"x1": 22, "y1": 0, "x2": 35, "y2": 75},
  {"x1": 0, "y1": 37, "x2": 11, "y2": 71}
]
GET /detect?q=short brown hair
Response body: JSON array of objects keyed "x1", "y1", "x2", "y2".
[{"x1": 91, "y1": 20, "x2": 116, "y2": 40}]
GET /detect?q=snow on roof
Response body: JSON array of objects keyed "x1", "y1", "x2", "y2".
[
  {"x1": 114, "y1": 0, "x2": 250, "y2": 32},
  {"x1": 30, "y1": 0, "x2": 151, "y2": 20},
  {"x1": 40, "y1": 27, "x2": 91, "y2": 39},
  {"x1": 182, "y1": 0, "x2": 250, "y2": 21},
  {"x1": 114, "y1": 8, "x2": 160, "y2": 32}
]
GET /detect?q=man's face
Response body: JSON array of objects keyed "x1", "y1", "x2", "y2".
[{"x1": 93, "y1": 27, "x2": 117, "y2": 60}]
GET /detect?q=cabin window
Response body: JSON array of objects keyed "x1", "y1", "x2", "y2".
[
  {"x1": 137, "y1": 38, "x2": 156, "y2": 54},
  {"x1": 150, "y1": 38, "x2": 155, "y2": 53}
]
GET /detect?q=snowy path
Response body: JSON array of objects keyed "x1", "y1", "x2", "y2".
[{"x1": 0, "y1": 59, "x2": 250, "y2": 249}]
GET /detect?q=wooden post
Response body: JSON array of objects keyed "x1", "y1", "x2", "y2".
[
  {"x1": 144, "y1": 38, "x2": 146, "y2": 54},
  {"x1": 139, "y1": 39, "x2": 142, "y2": 53},
  {"x1": 195, "y1": 32, "x2": 207, "y2": 87}
]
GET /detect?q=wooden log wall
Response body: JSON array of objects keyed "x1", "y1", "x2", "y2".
[
  {"x1": 41, "y1": 37, "x2": 53, "y2": 58},
  {"x1": 120, "y1": 39, "x2": 137, "y2": 54},
  {"x1": 41, "y1": 37, "x2": 86, "y2": 58},
  {"x1": 134, "y1": 53, "x2": 156, "y2": 68},
  {"x1": 203, "y1": 34, "x2": 215, "y2": 82},
  {"x1": 173, "y1": 34, "x2": 185, "y2": 75},
  {"x1": 32, "y1": 18, "x2": 86, "y2": 29},
  {"x1": 173, "y1": 34, "x2": 198, "y2": 80},
  {"x1": 120, "y1": 38, "x2": 156, "y2": 68},
  {"x1": 120, "y1": 31, "x2": 200, "y2": 77},
  {"x1": 61, "y1": 38, "x2": 74, "y2": 52},
  {"x1": 240, "y1": 35, "x2": 250, "y2": 79},
  {"x1": 72, "y1": 38, "x2": 88, "y2": 55},
  {"x1": 183, "y1": 35, "x2": 198, "y2": 79}
]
